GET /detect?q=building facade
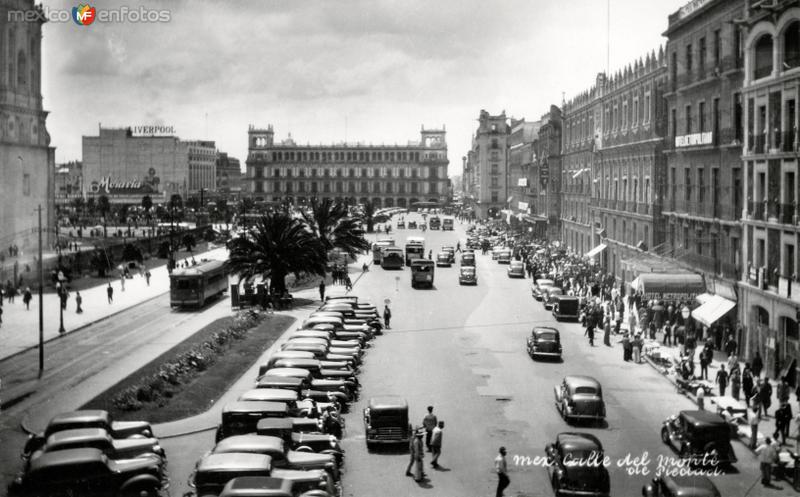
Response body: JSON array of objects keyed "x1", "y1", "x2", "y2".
[
  {"x1": 739, "y1": 0, "x2": 800, "y2": 377},
  {"x1": 465, "y1": 110, "x2": 511, "y2": 218},
  {"x1": 561, "y1": 78, "x2": 601, "y2": 257},
  {"x1": 662, "y1": 0, "x2": 746, "y2": 337},
  {"x1": 594, "y1": 50, "x2": 669, "y2": 283},
  {"x1": 508, "y1": 118, "x2": 539, "y2": 228},
  {"x1": 216, "y1": 152, "x2": 241, "y2": 193},
  {"x1": 245, "y1": 125, "x2": 449, "y2": 208},
  {"x1": 0, "y1": 1, "x2": 55, "y2": 250},
  {"x1": 82, "y1": 127, "x2": 190, "y2": 204},
  {"x1": 531, "y1": 106, "x2": 563, "y2": 240},
  {"x1": 186, "y1": 140, "x2": 216, "y2": 193},
  {"x1": 55, "y1": 160, "x2": 81, "y2": 205}
]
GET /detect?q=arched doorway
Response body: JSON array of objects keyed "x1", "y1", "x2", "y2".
[
  {"x1": 372, "y1": 197, "x2": 382, "y2": 208},
  {"x1": 384, "y1": 198, "x2": 395, "y2": 207},
  {"x1": 397, "y1": 198, "x2": 407, "y2": 208}
]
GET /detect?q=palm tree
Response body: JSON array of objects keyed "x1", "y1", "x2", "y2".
[
  {"x1": 302, "y1": 198, "x2": 370, "y2": 259},
  {"x1": 361, "y1": 201, "x2": 376, "y2": 233},
  {"x1": 228, "y1": 211, "x2": 327, "y2": 295}
]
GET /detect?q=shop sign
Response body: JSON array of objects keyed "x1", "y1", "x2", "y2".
[
  {"x1": 88, "y1": 167, "x2": 162, "y2": 195},
  {"x1": 131, "y1": 125, "x2": 176, "y2": 137},
  {"x1": 643, "y1": 291, "x2": 700, "y2": 300},
  {"x1": 539, "y1": 162, "x2": 549, "y2": 188},
  {"x1": 517, "y1": 178, "x2": 528, "y2": 187},
  {"x1": 675, "y1": 132, "x2": 712, "y2": 147},
  {"x1": 518, "y1": 201, "x2": 529, "y2": 211}
]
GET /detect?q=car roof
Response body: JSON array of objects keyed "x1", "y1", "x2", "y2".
[
  {"x1": 197, "y1": 453, "x2": 272, "y2": 472},
  {"x1": 556, "y1": 432, "x2": 603, "y2": 452},
  {"x1": 257, "y1": 376, "x2": 304, "y2": 387},
  {"x1": 664, "y1": 474, "x2": 719, "y2": 497},
  {"x1": 223, "y1": 401, "x2": 290, "y2": 414},
  {"x1": 213, "y1": 435, "x2": 284, "y2": 454},
  {"x1": 679, "y1": 410, "x2": 728, "y2": 427},
  {"x1": 269, "y1": 468, "x2": 327, "y2": 483},
  {"x1": 29, "y1": 448, "x2": 106, "y2": 472},
  {"x1": 536, "y1": 279, "x2": 554, "y2": 285},
  {"x1": 533, "y1": 327, "x2": 559, "y2": 335},
  {"x1": 274, "y1": 358, "x2": 322, "y2": 367},
  {"x1": 369, "y1": 396, "x2": 408, "y2": 409},
  {"x1": 564, "y1": 375, "x2": 601, "y2": 388},
  {"x1": 510, "y1": 260, "x2": 523, "y2": 265},
  {"x1": 220, "y1": 476, "x2": 293, "y2": 497},
  {"x1": 239, "y1": 389, "x2": 298, "y2": 402},
  {"x1": 264, "y1": 368, "x2": 313, "y2": 378},
  {"x1": 49, "y1": 410, "x2": 110, "y2": 426},
  {"x1": 47, "y1": 428, "x2": 111, "y2": 446},
  {"x1": 256, "y1": 418, "x2": 294, "y2": 431},
  {"x1": 553, "y1": 295, "x2": 578, "y2": 302}
]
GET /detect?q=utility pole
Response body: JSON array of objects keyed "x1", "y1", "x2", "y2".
[{"x1": 37, "y1": 204, "x2": 44, "y2": 377}]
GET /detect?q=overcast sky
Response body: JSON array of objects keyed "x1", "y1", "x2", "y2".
[{"x1": 42, "y1": 0, "x2": 688, "y2": 175}]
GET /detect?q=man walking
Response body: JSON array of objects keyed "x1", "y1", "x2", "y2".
[
  {"x1": 107, "y1": 283, "x2": 114, "y2": 304},
  {"x1": 145, "y1": 270, "x2": 151, "y2": 286},
  {"x1": 383, "y1": 304, "x2": 392, "y2": 330},
  {"x1": 748, "y1": 405, "x2": 760, "y2": 449},
  {"x1": 495, "y1": 446, "x2": 509, "y2": 497},
  {"x1": 715, "y1": 364, "x2": 729, "y2": 397},
  {"x1": 319, "y1": 281, "x2": 325, "y2": 302},
  {"x1": 22, "y1": 287, "x2": 32, "y2": 310},
  {"x1": 756, "y1": 437, "x2": 778, "y2": 486},
  {"x1": 422, "y1": 406, "x2": 437, "y2": 451},
  {"x1": 699, "y1": 344, "x2": 712, "y2": 380},
  {"x1": 75, "y1": 291, "x2": 83, "y2": 314},
  {"x1": 404, "y1": 429, "x2": 426, "y2": 482},
  {"x1": 430, "y1": 421, "x2": 443, "y2": 468},
  {"x1": 775, "y1": 402, "x2": 793, "y2": 445}
]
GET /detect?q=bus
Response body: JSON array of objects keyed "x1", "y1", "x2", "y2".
[
  {"x1": 380, "y1": 247, "x2": 405, "y2": 269},
  {"x1": 428, "y1": 216, "x2": 441, "y2": 230},
  {"x1": 372, "y1": 238, "x2": 395, "y2": 264},
  {"x1": 410, "y1": 259, "x2": 435, "y2": 288},
  {"x1": 170, "y1": 260, "x2": 228, "y2": 308},
  {"x1": 442, "y1": 217, "x2": 454, "y2": 231},
  {"x1": 405, "y1": 236, "x2": 425, "y2": 265}
]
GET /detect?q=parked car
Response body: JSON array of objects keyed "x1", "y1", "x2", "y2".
[
  {"x1": 408, "y1": 221, "x2": 417, "y2": 229},
  {"x1": 660, "y1": 410, "x2": 737, "y2": 467},
  {"x1": 219, "y1": 476, "x2": 294, "y2": 497},
  {"x1": 23, "y1": 410, "x2": 154, "y2": 458},
  {"x1": 497, "y1": 249, "x2": 512, "y2": 264},
  {"x1": 545, "y1": 432, "x2": 610, "y2": 497},
  {"x1": 543, "y1": 288, "x2": 564, "y2": 309},
  {"x1": 9, "y1": 448, "x2": 167, "y2": 497},
  {"x1": 552, "y1": 295, "x2": 581, "y2": 321},
  {"x1": 255, "y1": 418, "x2": 344, "y2": 466},
  {"x1": 211, "y1": 435, "x2": 339, "y2": 480},
  {"x1": 458, "y1": 266, "x2": 477, "y2": 285},
  {"x1": 215, "y1": 402, "x2": 291, "y2": 442},
  {"x1": 641, "y1": 475, "x2": 721, "y2": 497},
  {"x1": 190, "y1": 452, "x2": 272, "y2": 497},
  {"x1": 396, "y1": 220, "x2": 405, "y2": 229},
  {"x1": 554, "y1": 376, "x2": 606, "y2": 424},
  {"x1": 442, "y1": 246, "x2": 455, "y2": 263},
  {"x1": 29, "y1": 428, "x2": 164, "y2": 465},
  {"x1": 436, "y1": 252, "x2": 452, "y2": 267},
  {"x1": 270, "y1": 469, "x2": 340, "y2": 497},
  {"x1": 527, "y1": 327, "x2": 562, "y2": 360},
  {"x1": 532, "y1": 279, "x2": 555, "y2": 300},
  {"x1": 507, "y1": 260, "x2": 525, "y2": 278},
  {"x1": 491, "y1": 246, "x2": 504, "y2": 260},
  {"x1": 363, "y1": 396, "x2": 412, "y2": 449}
]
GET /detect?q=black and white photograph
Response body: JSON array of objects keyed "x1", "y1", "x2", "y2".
[{"x1": 1, "y1": 0, "x2": 799, "y2": 495}]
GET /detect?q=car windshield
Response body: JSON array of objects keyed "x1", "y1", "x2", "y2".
[
  {"x1": 462, "y1": 268, "x2": 475, "y2": 274},
  {"x1": 574, "y1": 386, "x2": 597, "y2": 395},
  {"x1": 537, "y1": 332, "x2": 557, "y2": 340}
]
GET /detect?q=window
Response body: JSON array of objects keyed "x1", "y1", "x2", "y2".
[
  {"x1": 686, "y1": 43, "x2": 693, "y2": 75},
  {"x1": 491, "y1": 191, "x2": 498, "y2": 203},
  {"x1": 671, "y1": 108, "x2": 677, "y2": 137},
  {"x1": 754, "y1": 34, "x2": 774, "y2": 79},
  {"x1": 713, "y1": 97, "x2": 720, "y2": 141},
  {"x1": 699, "y1": 101, "x2": 706, "y2": 132},
  {"x1": 699, "y1": 37, "x2": 706, "y2": 75},
  {"x1": 361, "y1": 181, "x2": 368, "y2": 193},
  {"x1": 671, "y1": 51, "x2": 678, "y2": 90},
  {"x1": 714, "y1": 29, "x2": 721, "y2": 67},
  {"x1": 491, "y1": 138, "x2": 499, "y2": 149},
  {"x1": 491, "y1": 177, "x2": 499, "y2": 188},
  {"x1": 786, "y1": 22, "x2": 800, "y2": 69},
  {"x1": 23, "y1": 173, "x2": 30, "y2": 196},
  {"x1": 491, "y1": 163, "x2": 498, "y2": 175},
  {"x1": 685, "y1": 104, "x2": 692, "y2": 134},
  {"x1": 698, "y1": 168, "x2": 705, "y2": 203},
  {"x1": 385, "y1": 182, "x2": 392, "y2": 193},
  {"x1": 274, "y1": 168, "x2": 280, "y2": 177},
  {"x1": 17, "y1": 51, "x2": 26, "y2": 87},
  {"x1": 348, "y1": 182, "x2": 355, "y2": 193},
  {"x1": 685, "y1": 168, "x2": 692, "y2": 201}
]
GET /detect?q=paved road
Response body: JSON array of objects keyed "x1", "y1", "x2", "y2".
[{"x1": 338, "y1": 214, "x2": 777, "y2": 497}]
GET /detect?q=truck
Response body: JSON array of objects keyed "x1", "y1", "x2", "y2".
[
  {"x1": 428, "y1": 216, "x2": 441, "y2": 230},
  {"x1": 372, "y1": 238, "x2": 395, "y2": 264},
  {"x1": 410, "y1": 259, "x2": 435, "y2": 289}
]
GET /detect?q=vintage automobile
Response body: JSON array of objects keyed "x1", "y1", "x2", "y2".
[
  {"x1": 497, "y1": 249, "x2": 512, "y2": 264},
  {"x1": 532, "y1": 279, "x2": 555, "y2": 300},
  {"x1": 215, "y1": 401, "x2": 291, "y2": 443},
  {"x1": 363, "y1": 396, "x2": 412, "y2": 449},
  {"x1": 507, "y1": 260, "x2": 525, "y2": 278},
  {"x1": 190, "y1": 452, "x2": 272, "y2": 497},
  {"x1": 554, "y1": 376, "x2": 606, "y2": 424},
  {"x1": 545, "y1": 432, "x2": 610, "y2": 497},
  {"x1": 442, "y1": 246, "x2": 456, "y2": 263},
  {"x1": 9, "y1": 448, "x2": 168, "y2": 497},
  {"x1": 552, "y1": 295, "x2": 581, "y2": 321},
  {"x1": 23, "y1": 410, "x2": 154, "y2": 458},
  {"x1": 527, "y1": 327, "x2": 562, "y2": 360},
  {"x1": 408, "y1": 220, "x2": 417, "y2": 229},
  {"x1": 28, "y1": 428, "x2": 165, "y2": 467},
  {"x1": 219, "y1": 476, "x2": 294, "y2": 497},
  {"x1": 270, "y1": 469, "x2": 340, "y2": 497},
  {"x1": 543, "y1": 288, "x2": 564, "y2": 310},
  {"x1": 255, "y1": 375, "x2": 311, "y2": 392},
  {"x1": 436, "y1": 252, "x2": 452, "y2": 267},
  {"x1": 396, "y1": 220, "x2": 405, "y2": 229},
  {"x1": 256, "y1": 418, "x2": 344, "y2": 466},
  {"x1": 458, "y1": 266, "x2": 477, "y2": 285},
  {"x1": 641, "y1": 475, "x2": 721, "y2": 497},
  {"x1": 660, "y1": 410, "x2": 737, "y2": 467},
  {"x1": 460, "y1": 252, "x2": 476, "y2": 267},
  {"x1": 491, "y1": 246, "x2": 505, "y2": 260},
  {"x1": 211, "y1": 435, "x2": 339, "y2": 480}
]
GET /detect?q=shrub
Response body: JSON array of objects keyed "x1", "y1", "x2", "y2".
[{"x1": 113, "y1": 386, "x2": 143, "y2": 411}]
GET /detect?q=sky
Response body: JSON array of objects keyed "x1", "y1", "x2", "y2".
[{"x1": 41, "y1": 0, "x2": 689, "y2": 176}]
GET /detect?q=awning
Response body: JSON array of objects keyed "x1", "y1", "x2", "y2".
[
  {"x1": 524, "y1": 214, "x2": 547, "y2": 224},
  {"x1": 630, "y1": 273, "x2": 706, "y2": 300},
  {"x1": 695, "y1": 293, "x2": 715, "y2": 305},
  {"x1": 691, "y1": 295, "x2": 736, "y2": 328},
  {"x1": 584, "y1": 244, "x2": 607, "y2": 258}
]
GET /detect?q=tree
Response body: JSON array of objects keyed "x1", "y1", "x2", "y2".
[
  {"x1": 98, "y1": 195, "x2": 111, "y2": 218},
  {"x1": 90, "y1": 248, "x2": 113, "y2": 277},
  {"x1": 361, "y1": 201, "x2": 376, "y2": 233},
  {"x1": 117, "y1": 204, "x2": 129, "y2": 224},
  {"x1": 169, "y1": 194, "x2": 183, "y2": 222},
  {"x1": 86, "y1": 197, "x2": 96, "y2": 217},
  {"x1": 302, "y1": 198, "x2": 370, "y2": 260},
  {"x1": 228, "y1": 211, "x2": 326, "y2": 295},
  {"x1": 141, "y1": 195, "x2": 153, "y2": 214},
  {"x1": 182, "y1": 233, "x2": 196, "y2": 252},
  {"x1": 122, "y1": 243, "x2": 143, "y2": 263}
]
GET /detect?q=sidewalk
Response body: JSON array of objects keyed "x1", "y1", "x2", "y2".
[{"x1": 0, "y1": 246, "x2": 228, "y2": 361}]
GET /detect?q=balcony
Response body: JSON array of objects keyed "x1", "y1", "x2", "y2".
[
  {"x1": 748, "y1": 201, "x2": 765, "y2": 220},
  {"x1": 780, "y1": 203, "x2": 797, "y2": 225},
  {"x1": 754, "y1": 133, "x2": 766, "y2": 154},
  {"x1": 783, "y1": 131, "x2": 797, "y2": 152},
  {"x1": 637, "y1": 202, "x2": 650, "y2": 215}
]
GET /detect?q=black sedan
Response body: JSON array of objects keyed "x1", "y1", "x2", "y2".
[
  {"x1": 526, "y1": 327, "x2": 562, "y2": 360},
  {"x1": 545, "y1": 432, "x2": 610, "y2": 497}
]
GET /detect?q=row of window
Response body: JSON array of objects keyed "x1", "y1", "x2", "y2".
[
  {"x1": 752, "y1": 22, "x2": 800, "y2": 80},
  {"x1": 670, "y1": 24, "x2": 742, "y2": 89},
  {"x1": 252, "y1": 166, "x2": 445, "y2": 179},
  {"x1": 669, "y1": 94, "x2": 742, "y2": 141},
  {"x1": 253, "y1": 180, "x2": 439, "y2": 195},
  {"x1": 598, "y1": 176, "x2": 652, "y2": 203},
  {"x1": 5, "y1": 26, "x2": 38, "y2": 93},
  {"x1": 250, "y1": 149, "x2": 448, "y2": 163}
]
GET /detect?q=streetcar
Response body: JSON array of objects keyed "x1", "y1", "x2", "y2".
[
  {"x1": 170, "y1": 259, "x2": 228, "y2": 308},
  {"x1": 404, "y1": 236, "x2": 425, "y2": 265},
  {"x1": 428, "y1": 216, "x2": 441, "y2": 230},
  {"x1": 410, "y1": 259, "x2": 435, "y2": 288},
  {"x1": 372, "y1": 238, "x2": 395, "y2": 264},
  {"x1": 442, "y1": 217, "x2": 454, "y2": 231}
]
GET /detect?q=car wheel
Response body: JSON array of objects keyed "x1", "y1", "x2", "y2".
[
  {"x1": 660, "y1": 428, "x2": 670, "y2": 445},
  {"x1": 122, "y1": 484, "x2": 158, "y2": 497}
]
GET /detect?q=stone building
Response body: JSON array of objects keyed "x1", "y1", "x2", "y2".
[
  {"x1": 0, "y1": 1, "x2": 55, "y2": 250},
  {"x1": 738, "y1": 0, "x2": 800, "y2": 377},
  {"x1": 244, "y1": 125, "x2": 449, "y2": 208},
  {"x1": 186, "y1": 140, "x2": 216, "y2": 193},
  {"x1": 216, "y1": 152, "x2": 241, "y2": 193},
  {"x1": 464, "y1": 110, "x2": 511, "y2": 218},
  {"x1": 531, "y1": 106, "x2": 563, "y2": 240},
  {"x1": 508, "y1": 118, "x2": 539, "y2": 228}
]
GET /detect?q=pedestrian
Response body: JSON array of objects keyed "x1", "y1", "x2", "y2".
[
  {"x1": 755, "y1": 437, "x2": 778, "y2": 486},
  {"x1": 75, "y1": 291, "x2": 83, "y2": 314},
  {"x1": 761, "y1": 378, "x2": 773, "y2": 417},
  {"x1": 22, "y1": 287, "x2": 32, "y2": 310},
  {"x1": 412, "y1": 429, "x2": 426, "y2": 482},
  {"x1": 344, "y1": 275, "x2": 352, "y2": 292},
  {"x1": 603, "y1": 318, "x2": 611, "y2": 347},
  {"x1": 319, "y1": 281, "x2": 325, "y2": 302},
  {"x1": 749, "y1": 405, "x2": 760, "y2": 450},
  {"x1": 405, "y1": 431, "x2": 418, "y2": 477},
  {"x1": 422, "y1": 406, "x2": 437, "y2": 451},
  {"x1": 775, "y1": 402, "x2": 793, "y2": 445},
  {"x1": 730, "y1": 367, "x2": 741, "y2": 401},
  {"x1": 715, "y1": 364, "x2": 728, "y2": 397},
  {"x1": 430, "y1": 421, "x2": 443, "y2": 468},
  {"x1": 621, "y1": 333, "x2": 632, "y2": 361},
  {"x1": 794, "y1": 411, "x2": 800, "y2": 453},
  {"x1": 699, "y1": 345, "x2": 711, "y2": 380},
  {"x1": 777, "y1": 378, "x2": 791, "y2": 404},
  {"x1": 662, "y1": 321, "x2": 672, "y2": 346},
  {"x1": 145, "y1": 270, "x2": 151, "y2": 286},
  {"x1": 0, "y1": 304, "x2": 3, "y2": 327},
  {"x1": 696, "y1": 385, "x2": 705, "y2": 410},
  {"x1": 120, "y1": 272, "x2": 125, "y2": 292},
  {"x1": 107, "y1": 283, "x2": 114, "y2": 304},
  {"x1": 495, "y1": 446, "x2": 510, "y2": 497},
  {"x1": 383, "y1": 304, "x2": 392, "y2": 329},
  {"x1": 753, "y1": 350, "x2": 764, "y2": 378},
  {"x1": 726, "y1": 354, "x2": 738, "y2": 375},
  {"x1": 724, "y1": 334, "x2": 738, "y2": 357},
  {"x1": 585, "y1": 324, "x2": 595, "y2": 347}
]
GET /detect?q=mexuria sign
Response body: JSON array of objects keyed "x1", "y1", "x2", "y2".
[
  {"x1": 89, "y1": 177, "x2": 158, "y2": 194},
  {"x1": 675, "y1": 132, "x2": 712, "y2": 148}
]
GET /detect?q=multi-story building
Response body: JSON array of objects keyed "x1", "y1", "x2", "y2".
[
  {"x1": 245, "y1": 125, "x2": 449, "y2": 208},
  {"x1": 739, "y1": 0, "x2": 800, "y2": 376},
  {"x1": 0, "y1": 1, "x2": 56, "y2": 250},
  {"x1": 594, "y1": 50, "x2": 669, "y2": 283},
  {"x1": 82, "y1": 127, "x2": 190, "y2": 204},
  {"x1": 216, "y1": 152, "x2": 241, "y2": 193},
  {"x1": 186, "y1": 140, "x2": 216, "y2": 193},
  {"x1": 508, "y1": 118, "x2": 539, "y2": 227},
  {"x1": 662, "y1": 0, "x2": 745, "y2": 336},
  {"x1": 561, "y1": 78, "x2": 601, "y2": 256},
  {"x1": 465, "y1": 110, "x2": 511, "y2": 218},
  {"x1": 531, "y1": 106, "x2": 563, "y2": 240},
  {"x1": 55, "y1": 160, "x2": 82, "y2": 205}
]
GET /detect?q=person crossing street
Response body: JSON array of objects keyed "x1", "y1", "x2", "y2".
[{"x1": 430, "y1": 421, "x2": 443, "y2": 468}]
